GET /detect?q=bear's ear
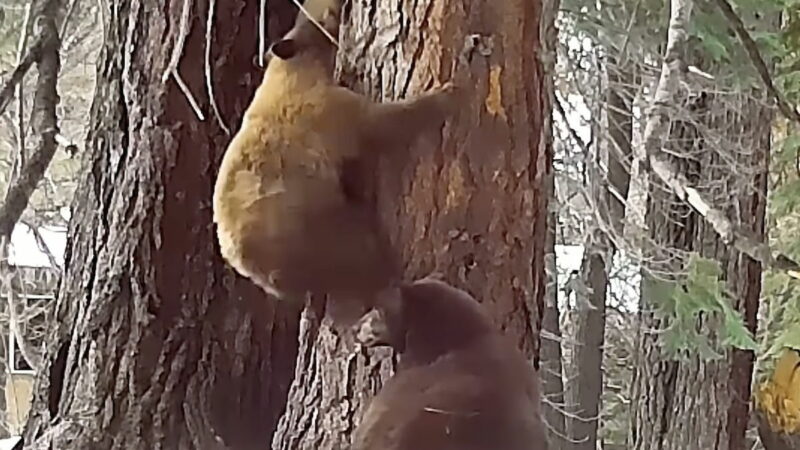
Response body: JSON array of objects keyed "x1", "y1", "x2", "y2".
[{"x1": 269, "y1": 38, "x2": 298, "y2": 60}]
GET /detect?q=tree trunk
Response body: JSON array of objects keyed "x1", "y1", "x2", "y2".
[
  {"x1": 539, "y1": 0, "x2": 567, "y2": 447},
  {"x1": 570, "y1": 59, "x2": 633, "y2": 450},
  {"x1": 542, "y1": 193, "x2": 567, "y2": 450},
  {"x1": 271, "y1": 0, "x2": 551, "y2": 449},
  {"x1": 22, "y1": 1, "x2": 303, "y2": 448},
  {"x1": 571, "y1": 239, "x2": 607, "y2": 450},
  {"x1": 631, "y1": 91, "x2": 769, "y2": 450}
]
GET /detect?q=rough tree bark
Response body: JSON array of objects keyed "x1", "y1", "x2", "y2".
[
  {"x1": 631, "y1": 64, "x2": 770, "y2": 450},
  {"x1": 632, "y1": 93, "x2": 768, "y2": 450},
  {"x1": 22, "y1": 1, "x2": 303, "y2": 449},
  {"x1": 271, "y1": 0, "x2": 551, "y2": 449},
  {"x1": 630, "y1": 1, "x2": 770, "y2": 448}
]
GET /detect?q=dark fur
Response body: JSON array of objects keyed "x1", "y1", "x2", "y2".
[{"x1": 351, "y1": 279, "x2": 549, "y2": 450}]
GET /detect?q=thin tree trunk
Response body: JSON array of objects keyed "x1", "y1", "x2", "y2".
[
  {"x1": 272, "y1": 0, "x2": 551, "y2": 449},
  {"x1": 0, "y1": 0, "x2": 61, "y2": 244},
  {"x1": 542, "y1": 189, "x2": 567, "y2": 449},
  {"x1": 571, "y1": 242, "x2": 607, "y2": 450},
  {"x1": 22, "y1": 1, "x2": 302, "y2": 448},
  {"x1": 629, "y1": 1, "x2": 769, "y2": 447},
  {"x1": 570, "y1": 59, "x2": 633, "y2": 450},
  {"x1": 632, "y1": 92, "x2": 769, "y2": 450},
  {"x1": 539, "y1": 0, "x2": 567, "y2": 446}
]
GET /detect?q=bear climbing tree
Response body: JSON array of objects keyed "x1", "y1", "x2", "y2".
[
  {"x1": 20, "y1": 0, "x2": 550, "y2": 449},
  {"x1": 271, "y1": 0, "x2": 552, "y2": 449}
]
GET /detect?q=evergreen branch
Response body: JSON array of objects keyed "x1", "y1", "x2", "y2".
[{"x1": 712, "y1": 0, "x2": 800, "y2": 124}]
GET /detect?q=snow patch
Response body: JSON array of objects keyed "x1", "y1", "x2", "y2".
[{"x1": 7, "y1": 223, "x2": 67, "y2": 268}]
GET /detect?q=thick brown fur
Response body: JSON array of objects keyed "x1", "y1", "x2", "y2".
[
  {"x1": 212, "y1": 0, "x2": 460, "y2": 321},
  {"x1": 351, "y1": 279, "x2": 549, "y2": 450}
]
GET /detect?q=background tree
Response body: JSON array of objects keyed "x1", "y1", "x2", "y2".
[
  {"x1": 551, "y1": 0, "x2": 797, "y2": 448},
  {"x1": 551, "y1": 4, "x2": 645, "y2": 447},
  {"x1": 540, "y1": 0, "x2": 568, "y2": 447},
  {"x1": 629, "y1": 0, "x2": 779, "y2": 446},
  {"x1": 20, "y1": 1, "x2": 306, "y2": 448},
  {"x1": 749, "y1": 0, "x2": 800, "y2": 447},
  {"x1": 0, "y1": 0, "x2": 94, "y2": 436}
]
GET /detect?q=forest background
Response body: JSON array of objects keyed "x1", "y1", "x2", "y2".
[{"x1": 0, "y1": 0, "x2": 798, "y2": 449}]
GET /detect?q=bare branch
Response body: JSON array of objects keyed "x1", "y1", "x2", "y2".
[
  {"x1": 0, "y1": 239, "x2": 43, "y2": 372},
  {"x1": 0, "y1": 0, "x2": 63, "y2": 243},
  {"x1": 290, "y1": 0, "x2": 338, "y2": 48},
  {"x1": 258, "y1": 0, "x2": 267, "y2": 67},
  {"x1": 712, "y1": 0, "x2": 800, "y2": 125},
  {"x1": 616, "y1": 0, "x2": 642, "y2": 65},
  {"x1": 161, "y1": 0, "x2": 194, "y2": 83},
  {"x1": 22, "y1": 220, "x2": 62, "y2": 272},
  {"x1": 641, "y1": 0, "x2": 800, "y2": 278},
  {"x1": 161, "y1": 0, "x2": 206, "y2": 121},
  {"x1": 555, "y1": 94, "x2": 591, "y2": 154},
  {"x1": 14, "y1": 3, "x2": 34, "y2": 182},
  {"x1": 59, "y1": 0, "x2": 79, "y2": 37},
  {"x1": 16, "y1": 6, "x2": 33, "y2": 78},
  {"x1": 172, "y1": 71, "x2": 205, "y2": 121},
  {"x1": 205, "y1": 0, "x2": 229, "y2": 134},
  {"x1": 0, "y1": 37, "x2": 43, "y2": 117},
  {"x1": 640, "y1": 0, "x2": 692, "y2": 162}
]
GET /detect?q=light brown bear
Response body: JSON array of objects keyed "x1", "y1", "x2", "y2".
[{"x1": 213, "y1": 0, "x2": 459, "y2": 322}]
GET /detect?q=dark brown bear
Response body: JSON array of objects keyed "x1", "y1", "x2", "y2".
[{"x1": 351, "y1": 278, "x2": 549, "y2": 450}]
